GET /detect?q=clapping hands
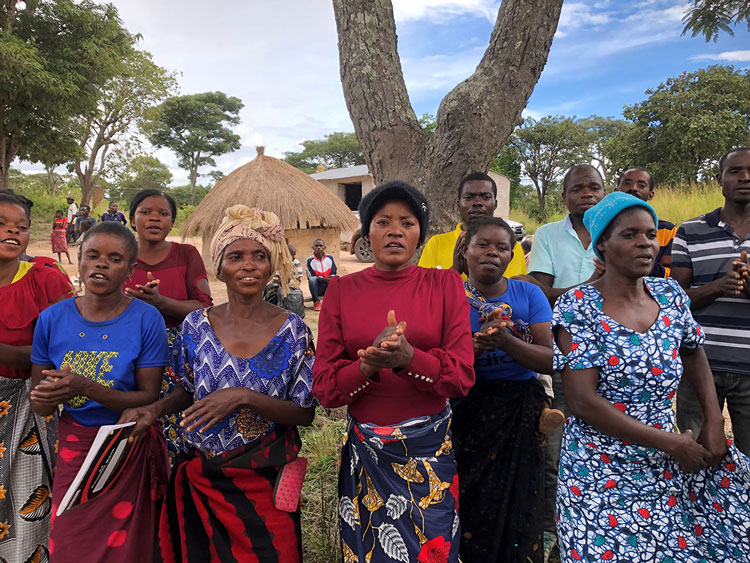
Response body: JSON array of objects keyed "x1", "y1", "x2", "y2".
[{"x1": 357, "y1": 310, "x2": 414, "y2": 377}]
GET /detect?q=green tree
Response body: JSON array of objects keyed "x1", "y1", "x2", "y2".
[
  {"x1": 615, "y1": 65, "x2": 750, "y2": 183},
  {"x1": 169, "y1": 184, "x2": 211, "y2": 208},
  {"x1": 71, "y1": 49, "x2": 177, "y2": 205},
  {"x1": 283, "y1": 132, "x2": 365, "y2": 173},
  {"x1": 111, "y1": 155, "x2": 172, "y2": 204},
  {"x1": 0, "y1": 0, "x2": 133, "y2": 189},
  {"x1": 509, "y1": 116, "x2": 590, "y2": 219},
  {"x1": 490, "y1": 144, "x2": 524, "y2": 205},
  {"x1": 682, "y1": 0, "x2": 750, "y2": 41},
  {"x1": 142, "y1": 91, "x2": 243, "y2": 204},
  {"x1": 578, "y1": 116, "x2": 630, "y2": 186}
]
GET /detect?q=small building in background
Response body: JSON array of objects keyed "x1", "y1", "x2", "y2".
[
  {"x1": 183, "y1": 147, "x2": 358, "y2": 272},
  {"x1": 311, "y1": 165, "x2": 512, "y2": 219}
]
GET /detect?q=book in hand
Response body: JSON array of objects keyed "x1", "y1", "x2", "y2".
[{"x1": 55, "y1": 422, "x2": 139, "y2": 516}]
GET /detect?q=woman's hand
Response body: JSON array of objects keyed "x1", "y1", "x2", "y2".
[
  {"x1": 668, "y1": 430, "x2": 710, "y2": 473},
  {"x1": 180, "y1": 387, "x2": 249, "y2": 433},
  {"x1": 697, "y1": 419, "x2": 728, "y2": 467},
  {"x1": 124, "y1": 272, "x2": 164, "y2": 308},
  {"x1": 358, "y1": 310, "x2": 414, "y2": 372},
  {"x1": 118, "y1": 404, "x2": 160, "y2": 442},
  {"x1": 29, "y1": 365, "x2": 87, "y2": 407}
]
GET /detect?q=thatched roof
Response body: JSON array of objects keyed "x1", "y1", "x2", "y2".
[{"x1": 183, "y1": 147, "x2": 358, "y2": 236}]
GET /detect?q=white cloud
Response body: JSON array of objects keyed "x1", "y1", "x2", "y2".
[
  {"x1": 392, "y1": 0, "x2": 498, "y2": 23},
  {"x1": 691, "y1": 50, "x2": 750, "y2": 62}
]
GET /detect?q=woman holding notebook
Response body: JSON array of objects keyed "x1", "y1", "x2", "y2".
[{"x1": 30, "y1": 222, "x2": 169, "y2": 562}]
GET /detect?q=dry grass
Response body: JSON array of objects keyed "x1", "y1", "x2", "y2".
[{"x1": 182, "y1": 146, "x2": 357, "y2": 238}]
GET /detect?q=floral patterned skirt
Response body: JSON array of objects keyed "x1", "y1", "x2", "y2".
[
  {"x1": 338, "y1": 405, "x2": 460, "y2": 563},
  {"x1": 162, "y1": 327, "x2": 188, "y2": 464}
]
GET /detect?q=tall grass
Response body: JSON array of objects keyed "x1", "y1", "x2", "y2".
[{"x1": 509, "y1": 181, "x2": 724, "y2": 234}]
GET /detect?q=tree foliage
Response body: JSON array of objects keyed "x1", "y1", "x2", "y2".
[
  {"x1": 142, "y1": 91, "x2": 243, "y2": 204},
  {"x1": 682, "y1": 0, "x2": 750, "y2": 41},
  {"x1": 72, "y1": 49, "x2": 177, "y2": 205},
  {"x1": 110, "y1": 155, "x2": 172, "y2": 204},
  {"x1": 0, "y1": 0, "x2": 133, "y2": 189},
  {"x1": 610, "y1": 65, "x2": 750, "y2": 183},
  {"x1": 283, "y1": 131, "x2": 364, "y2": 173}
]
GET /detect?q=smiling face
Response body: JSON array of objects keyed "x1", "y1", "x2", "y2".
[
  {"x1": 458, "y1": 180, "x2": 497, "y2": 223},
  {"x1": 218, "y1": 239, "x2": 272, "y2": 296},
  {"x1": 79, "y1": 233, "x2": 136, "y2": 296},
  {"x1": 465, "y1": 224, "x2": 514, "y2": 285},
  {"x1": 597, "y1": 207, "x2": 658, "y2": 278},
  {"x1": 616, "y1": 169, "x2": 654, "y2": 202},
  {"x1": 368, "y1": 200, "x2": 420, "y2": 271},
  {"x1": 131, "y1": 195, "x2": 175, "y2": 243},
  {"x1": 563, "y1": 167, "x2": 605, "y2": 217},
  {"x1": 0, "y1": 202, "x2": 31, "y2": 262},
  {"x1": 718, "y1": 149, "x2": 750, "y2": 206}
]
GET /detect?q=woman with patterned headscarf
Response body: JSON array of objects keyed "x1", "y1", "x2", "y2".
[{"x1": 121, "y1": 205, "x2": 316, "y2": 562}]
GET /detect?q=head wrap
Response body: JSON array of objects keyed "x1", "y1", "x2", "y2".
[
  {"x1": 358, "y1": 180, "x2": 430, "y2": 244},
  {"x1": 210, "y1": 205, "x2": 295, "y2": 294},
  {"x1": 583, "y1": 192, "x2": 658, "y2": 261}
]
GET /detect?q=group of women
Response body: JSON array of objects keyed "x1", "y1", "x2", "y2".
[{"x1": 0, "y1": 179, "x2": 748, "y2": 562}]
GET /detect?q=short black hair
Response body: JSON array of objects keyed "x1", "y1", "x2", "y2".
[
  {"x1": 458, "y1": 172, "x2": 497, "y2": 200},
  {"x1": 359, "y1": 180, "x2": 430, "y2": 244},
  {"x1": 718, "y1": 147, "x2": 750, "y2": 175},
  {"x1": 128, "y1": 189, "x2": 177, "y2": 223},
  {"x1": 79, "y1": 221, "x2": 139, "y2": 262},
  {"x1": 617, "y1": 167, "x2": 654, "y2": 190},
  {"x1": 55, "y1": 209, "x2": 64, "y2": 214},
  {"x1": 562, "y1": 164, "x2": 603, "y2": 194},
  {"x1": 464, "y1": 216, "x2": 516, "y2": 249},
  {"x1": 0, "y1": 192, "x2": 32, "y2": 221},
  {"x1": 66, "y1": 196, "x2": 74, "y2": 201}
]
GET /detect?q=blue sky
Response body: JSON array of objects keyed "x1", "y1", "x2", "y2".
[{"x1": 16, "y1": 0, "x2": 750, "y2": 184}]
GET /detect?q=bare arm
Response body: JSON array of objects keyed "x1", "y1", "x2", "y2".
[
  {"x1": 0, "y1": 344, "x2": 32, "y2": 369},
  {"x1": 474, "y1": 321, "x2": 553, "y2": 374},
  {"x1": 30, "y1": 364, "x2": 163, "y2": 417},
  {"x1": 556, "y1": 327, "x2": 709, "y2": 472}
]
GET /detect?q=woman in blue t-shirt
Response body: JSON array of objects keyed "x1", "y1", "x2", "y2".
[
  {"x1": 30, "y1": 221, "x2": 169, "y2": 563},
  {"x1": 452, "y1": 216, "x2": 554, "y2": 563}
]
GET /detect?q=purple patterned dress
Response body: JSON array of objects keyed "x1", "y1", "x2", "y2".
[{"x1": 552, "y1": 277, "x2": 750, "y2": 562}]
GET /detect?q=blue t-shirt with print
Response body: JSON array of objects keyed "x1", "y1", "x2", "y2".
[
  {"x1": 31, "y1": 297, "x2": 169, "y2": 426},
  {"x1": 469, "y1": 278, "x2": 552, "y2": 381}
]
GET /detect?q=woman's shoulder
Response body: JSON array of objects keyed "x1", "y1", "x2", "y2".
[
  {"x1": 171, "y1": 241, "x2": 202, "y2": 260},
  {"x1": 645, "y1": 276, "x2": 689, "y2": 308}
]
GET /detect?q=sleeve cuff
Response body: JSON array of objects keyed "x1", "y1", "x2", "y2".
[
  {"x1": 395, "y1": 348, "x2": 442, "y2": 387},
  {"x1": 337, "y1": 360, "x2": 376, "y2": 399}
]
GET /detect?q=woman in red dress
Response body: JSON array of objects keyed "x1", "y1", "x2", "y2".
[{"x1": 50, "y1": 209, "x2": 72, "y2": 264}]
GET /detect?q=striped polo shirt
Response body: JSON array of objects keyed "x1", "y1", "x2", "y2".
[{"x1": 672, "y1": 208, "x2": 750, "y2": 374}]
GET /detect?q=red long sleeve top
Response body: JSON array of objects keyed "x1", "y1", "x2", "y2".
[{"x1": 312, "y1": 265, "x2": 475, "y2": 425}]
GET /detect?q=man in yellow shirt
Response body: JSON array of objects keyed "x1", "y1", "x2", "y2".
[{"x1": 418, "y1": 172, "x2": 527, "y2": 277}]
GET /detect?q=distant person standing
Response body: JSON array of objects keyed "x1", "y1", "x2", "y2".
[
  {"x1": 672, "y1": 147, "x2": 750, "y2": 456},
  {"x1": 100, "y1": 201, "x2": 127, "y2": 225},
  {"x1": 65, "y1": 196, "x2": 78, "y2": 243},
  {"x1": 74, "y1": 205, "x2": 96, "y2": 242},
  {"x1": 50, "y1": 209, "x2": 72, "y2": 264},
  {"x1": 307, "y1": 238, "x2": 337, "y2": 311},
  {"x1": 614, "y1": 167, "x2": 675, "y2": 277}
]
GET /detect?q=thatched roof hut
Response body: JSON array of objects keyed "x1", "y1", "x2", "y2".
[{"x1": 183, "y1": 147, "x2": 358, "y2": 269}]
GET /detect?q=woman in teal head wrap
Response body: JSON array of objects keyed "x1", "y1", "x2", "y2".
[{"x1": 550, "y1": 192, "x2": 749, "y2": 561}]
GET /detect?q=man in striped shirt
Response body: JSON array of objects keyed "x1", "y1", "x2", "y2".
[
  {"x1": 615, "y1": 167, "x2": 676, "y2": 277},
  {"x1": 671, "y1": 147, "x2": 750, "y2": 455}
]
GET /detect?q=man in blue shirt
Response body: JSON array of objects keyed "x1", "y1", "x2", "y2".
[{"x1": 100, "y1": 202, "x2": 127, "y2": 225}]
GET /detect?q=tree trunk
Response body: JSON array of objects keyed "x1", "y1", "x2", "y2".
[
  {"x1": 333, "y1": 0, "x2": 563, "y2": 234},
  {"x1": 0, "y1": 134, "x2": 18, "y2": 191}
]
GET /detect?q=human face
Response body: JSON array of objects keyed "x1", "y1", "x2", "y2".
[
  {"x1": 79, "y1": 233, "x2": 136, "y2": 296},
  {"x1": 55, "y1": 211, "x2": 63, "y2": 219},
  {"x1": 131, "y1": 195, "x2": 175, "y2": 243},
  {"x1": 458, "y1": 180, "x2": 497, "y2": 223},
  {"x1": 80, "y1": 206, "x2": 90, "y2": 217},
  {"x1": 218, "y1": 239, "x2": 272, "y2": 295},
  {"x1": 616, "y1": 169, "x2": 653, "y2": 202},
  {"x1": 718, "y1": 150, "x2": 750, "y2": 205},
  {"x1": 109, "y1": 202, "x2": 118, "y2": 213},
  {"x1": 312, "y1": 240, "x2": 326, "y2": 258},
  {"x1": 368, "y1": 200, "x2": 420, "y2": 271},
  {"x1": 465, "y1": 225, "x2": 513, "y2": 285},
  {"x1": 563, "y1": 168, "x2": 605, "y2": 217},
  {"x1": 597, "y1": 208, "x2": 658, "y2": 278},
  {"x1": 0, "y1": 203, "x2": 30, "y2": 262}
]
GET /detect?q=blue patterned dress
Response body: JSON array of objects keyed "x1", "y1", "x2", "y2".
[
  {"x1": 552, "y1": 277, "x2": 750, "y2": 562},
  {"x1": 172, "y1": 308, "x2": 316, "y2": 454}
]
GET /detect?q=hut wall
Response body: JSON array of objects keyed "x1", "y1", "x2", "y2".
[{"x1": 287, "y1": 227, "x2": 341, "y2": 262}]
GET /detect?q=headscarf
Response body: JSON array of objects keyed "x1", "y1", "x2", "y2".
[
  {"x1": 583, "y1": 192, "x2": 658, "y2": 261},
  {"x1": 210, "y1": 205, "x2": 295, "y2": 294}
]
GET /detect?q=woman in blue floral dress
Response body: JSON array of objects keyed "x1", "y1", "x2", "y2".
[
  {"x1": 121, "y1": 205, "x2": 315, "y2": 562},
  {"x1": 552, "y1": 193, "x2": 749, "y2": 562}
]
